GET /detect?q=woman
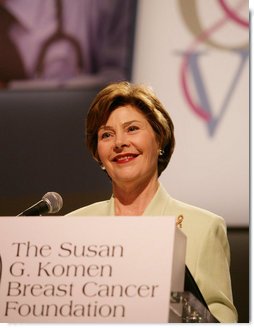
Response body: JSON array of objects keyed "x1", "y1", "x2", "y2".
[{"x1": 67, "y1": 81, "x2": 237, "y2": 323}]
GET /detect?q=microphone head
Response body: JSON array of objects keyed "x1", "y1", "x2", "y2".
[{"x1": 42, "y1": 192, "x2": 63, "y2": 214}]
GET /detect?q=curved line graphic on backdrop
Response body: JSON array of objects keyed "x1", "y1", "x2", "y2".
[
  {"x1": 219, "y1": 0, "x2": 249, "y2": 27},
  {"x1": 179, "y1": 0, "x2": 248, "y2": 123},
  {"x1": 178, "y1": 0, "x2": 248, "y2": 51}
]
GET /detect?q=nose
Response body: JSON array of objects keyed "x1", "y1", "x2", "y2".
[{"x1": 113, "y1": 131, "x2": 130, "y2": 152}]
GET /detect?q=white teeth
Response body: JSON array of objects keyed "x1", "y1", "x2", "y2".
[
  {"x1": 119, "y1": 156, "x2": 132, "y2": 160},
  {"x1": 117, "y1": 155, "x2": 135, "y2": 161}
]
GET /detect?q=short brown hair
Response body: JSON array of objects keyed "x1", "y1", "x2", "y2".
[{"x1": 86, "y1": 81, "x2": 175, "y2": 176}]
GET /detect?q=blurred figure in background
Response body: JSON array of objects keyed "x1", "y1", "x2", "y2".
[{"x1": 0, "y1": 0, "x2": 136, "y2": 89}]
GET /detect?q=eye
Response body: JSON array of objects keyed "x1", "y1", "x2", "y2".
[
  {"x1": 99, "y1": 131, "x2": 112, "y2": 140},
  {"x1": 127, "y1": 125, "x2": 139, "y2": 132}
]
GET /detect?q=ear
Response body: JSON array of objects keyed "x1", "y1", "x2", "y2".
[
  {"x1": 155, "y1": 134, "x2": 162, "y2": 149},
  {"x1": 93, "y1": 149, "x2": 100, "y2": 162},
  {"x1": 93, "y1": 153, "x2": 106, "y2": 170}
]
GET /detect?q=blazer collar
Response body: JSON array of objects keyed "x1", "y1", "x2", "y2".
[{"x1": 143, "y1": 183, "x2": 172, "y2": 216}]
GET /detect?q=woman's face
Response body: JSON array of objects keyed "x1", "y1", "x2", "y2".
[{"x1": 97, "y1": 105, "x2": 160, "y2": 187}]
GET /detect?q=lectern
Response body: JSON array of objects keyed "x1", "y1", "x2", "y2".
[{"x1": 0, "y1": 216, "x2": 186, "y2": 323}]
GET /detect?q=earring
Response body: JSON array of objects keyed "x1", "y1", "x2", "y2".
[
  {"x1": 98, "y1": 160, "x2": 106, "y2": 170},
  {"x1": 159, "y1": 149, "x2": 164, "y2": 156}
]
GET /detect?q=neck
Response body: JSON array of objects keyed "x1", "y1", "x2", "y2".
[{"x1": 112, "y1": 177, "x2": 159, "y2": 216}]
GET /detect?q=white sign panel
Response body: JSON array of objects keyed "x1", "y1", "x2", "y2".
[{"x1": 0, "y1": 216, "x2": 186, "y2": 323}]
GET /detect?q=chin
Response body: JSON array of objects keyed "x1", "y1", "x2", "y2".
[{"x1": 112, "y1": 172, "x2": 138, "y2": 182}]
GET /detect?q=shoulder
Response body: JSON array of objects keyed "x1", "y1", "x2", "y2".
[
  {"x1": 169, "y1": 197, "x2": 229, "y2": 262},
  {"x1": 168, "y1": 196, "x2": 225, "y2": 228},
  {"x1": 164, "y1": 196, "x2": 227, "y2": 245},
  {"x1": 66, "y1": 200, "x2": 110, "y2": 216},
  {"x1": 148, "y1": 184, "x2": 226, "y2": 230}
]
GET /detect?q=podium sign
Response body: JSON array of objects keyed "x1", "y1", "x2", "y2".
[{"x1": 0, "y1": 216, "x2": 186, "y2": 323}]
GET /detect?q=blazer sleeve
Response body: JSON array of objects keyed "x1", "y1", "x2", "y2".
[{"x1": 194, "y1": 217, "x2": 238, "y2": 323}]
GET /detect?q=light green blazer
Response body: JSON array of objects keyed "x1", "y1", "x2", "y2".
[{"x1": 67, "y1": 183, "x2": 238, "y2": 323}]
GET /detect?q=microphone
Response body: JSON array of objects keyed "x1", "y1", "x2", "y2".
[{"x1": 17, "y1": 192, "x2": 63, "y2": 216}]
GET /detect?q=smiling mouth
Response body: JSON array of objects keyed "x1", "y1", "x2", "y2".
[{"x1": 113, "y1": 154, "x2": 139, "y2": 164}]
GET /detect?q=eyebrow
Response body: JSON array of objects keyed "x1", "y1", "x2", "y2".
[{"x1": 99, "y1": 120, "x2": 142, "y2": 131}]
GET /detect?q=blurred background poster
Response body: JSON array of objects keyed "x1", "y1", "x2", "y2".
[
  {"x1": 0, "y1": 0, "x2": 249, "y2": 226},
  {"x1": 0, "y1": 0, "x2": 137, "y2": 90}
]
